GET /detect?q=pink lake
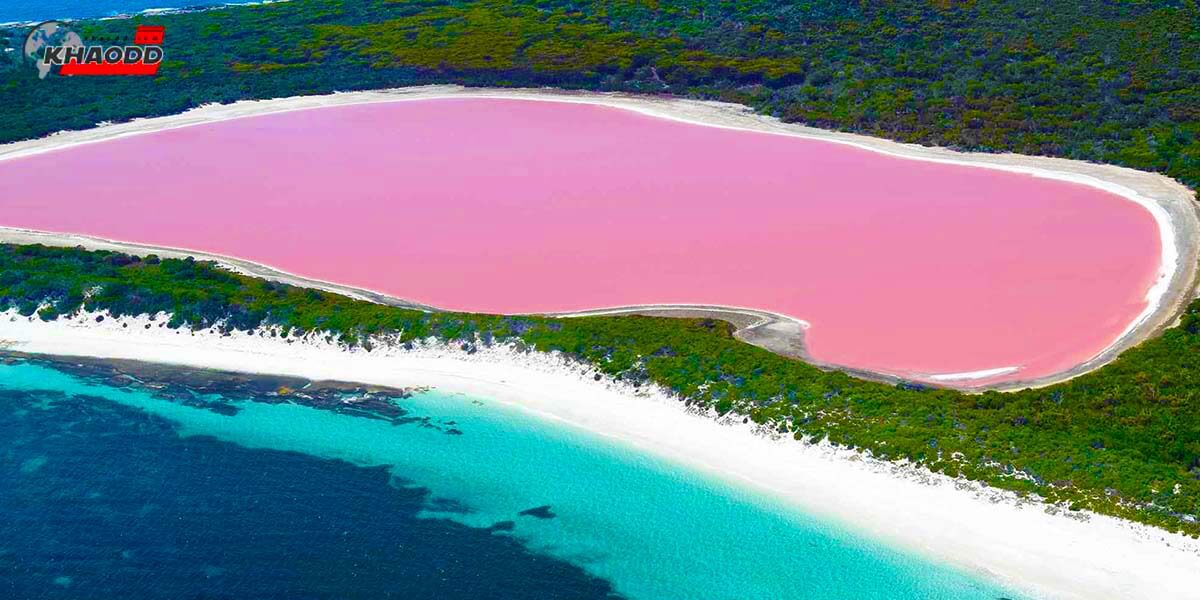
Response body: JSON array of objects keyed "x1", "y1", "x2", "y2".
[{"x1": 0, "y1": 98, "x2": 1162, "y2": 384}]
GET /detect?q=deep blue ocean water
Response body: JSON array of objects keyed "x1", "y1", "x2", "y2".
[
  {"x1": 1, "y1": 1, "x2": 248, "y2": 24},
  {"x1": 0, "y1": 360, "x2": 1031, "y2": 599}
]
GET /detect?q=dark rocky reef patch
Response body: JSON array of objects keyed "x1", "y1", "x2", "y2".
[
  {"x1": 518, "y1": 505, "x2": 556, "y2": 520},
  {"x1": 0, "y1": 351, "x2": 451, "y2": 431}
]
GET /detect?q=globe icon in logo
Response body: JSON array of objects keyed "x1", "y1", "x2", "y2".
[{"x1": 24, "y1": 21, "x2": 84, "y2": 79}]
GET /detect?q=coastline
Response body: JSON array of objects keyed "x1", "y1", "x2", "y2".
[
  {"x1": 2, "y1": 308, "x2": 1199, "y2": 600},
  {"x1": 0, "y1": 85, "x2": 1195, "y2": 390},
  {"x1": 0, "y1": 0, "x2": 293, "y2": 28}
]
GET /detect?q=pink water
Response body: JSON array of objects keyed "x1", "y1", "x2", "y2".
[{"x1": 0, "y1": 98, "x2": 1162, "y2": 384}]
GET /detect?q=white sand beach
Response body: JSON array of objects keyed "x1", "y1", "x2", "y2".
[{"x1": 1, "y1": 308, "x2": 1198, "y2": 600}]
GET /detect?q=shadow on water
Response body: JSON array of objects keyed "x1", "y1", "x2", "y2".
[{"x1": 0, "y1": 384, "x2": 621, "y2": 600}]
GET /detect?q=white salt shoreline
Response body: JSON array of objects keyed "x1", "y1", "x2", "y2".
[
  {"x1": 0, "y1": 85, "x2": 1195, "y2": 389},
  {"x1": 925, "y1": 365, "x2": 1020, "y2": 382},
  {"x1": 2, "y1": 309, "x2": 1198, "y2": 600}
]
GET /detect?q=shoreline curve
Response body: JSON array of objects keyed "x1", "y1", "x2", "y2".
[{"x1": 1, "y1": 85, "x2": 1197, "y2": 390}]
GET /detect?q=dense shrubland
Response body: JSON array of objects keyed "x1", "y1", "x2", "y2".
[
  {"x1": 2, "y1": 244, "x2": 1197, "y2": 535},
  {"x1": 1, "y1": 0, "x2": 1199, "y2": 193}
]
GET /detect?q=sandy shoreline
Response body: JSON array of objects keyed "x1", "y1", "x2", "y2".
[
  {"x1": 0, "y1": 85, "x2": 1196, "y2": 390},
  {"x1": 2, "y1": 308, "x2": 1198, "y2": 600}
]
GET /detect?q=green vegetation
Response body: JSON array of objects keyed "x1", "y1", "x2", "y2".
[
  {"x1": 2, "y1": 0, "x2": 1200, "y2": 193},
  {"x1": 1, "y1": 0, "x2": 1197, "y2": 537},
  {"x1": 2, "y1": 243, "x2": 1197, "y2": 535}
]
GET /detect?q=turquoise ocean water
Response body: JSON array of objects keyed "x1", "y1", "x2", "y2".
[
  {"x1": 1, "y1": 1, "x2": 248, "y2": 24},
  {"x1": 0, "y1": 360, "x2": 1029, "y2": 599}
]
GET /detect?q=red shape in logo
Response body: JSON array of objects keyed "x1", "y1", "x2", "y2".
[{"x1": 133, "y1": 25, "x2": 164, "y2": 45}]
